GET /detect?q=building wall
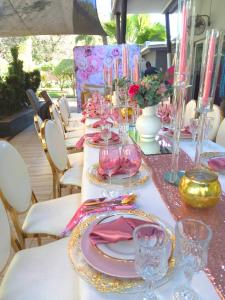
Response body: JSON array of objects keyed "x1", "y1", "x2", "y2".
[{"x1": 195, "y1": 0, "x2": 225, "y2": 43}]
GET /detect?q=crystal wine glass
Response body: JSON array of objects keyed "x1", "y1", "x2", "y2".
[
  {"x1": 133, "y1": 224, "x2": 169, "y2": 300},
  {"x1": 189, "y1": 118, "x2": 199, "y2": 143},
  {"x1": 101, "y1": 123, "x2": 112, "y2": 145},
  {"x1": 204, "y1": 117, "x2": 214, "y2": 140},
  {"x1": 99, "y1": 145, "x2": 121, "y2": 197},
  {"x1": 173, "y1": 218, "x2": 212, "y2": 300}
]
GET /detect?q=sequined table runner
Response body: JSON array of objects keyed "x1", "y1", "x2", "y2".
[{"x1": 142, "y1": 151, "x2": 225, "y2": 300}]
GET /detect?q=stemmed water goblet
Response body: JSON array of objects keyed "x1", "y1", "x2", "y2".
[
  {"x1": 101, "y1": 123, "x2": 112, "y2": 145},
  {"x1": 99, "y1": 145, "x2": 121, "y2": 198},
  {"x1": 120, "y1": 144, "x2": 141, "y2": 193},
  {"x1": 204, "y1": 117, "x2": 214, "y2": 140},
  {"x1": 173, "y1": 218, "x2": 212, "y2": 300},
  {"x1": 189, "y1": 118, "x2": 199, "y2": 144},
  {"x1": 133, "y1": 224, "x2": 169, "y2": 300}
]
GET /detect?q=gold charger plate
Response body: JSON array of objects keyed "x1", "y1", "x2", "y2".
[
  {"x1": 87, "y1": 163, "x2": 149, "y2": 188},
  {"x1": 85, "y1": 137, "x2": 121, "y2": 148},
  {"x1": 68, "y1": 209, "x2": 176, "y2": 293},
  {"x1": 201, "y1": 152, "x2": 225, "y2": 174}
]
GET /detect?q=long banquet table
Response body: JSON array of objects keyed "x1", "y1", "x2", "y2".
[{"x1": 75, "y1": 119, "x2": 225, "y2": 300}]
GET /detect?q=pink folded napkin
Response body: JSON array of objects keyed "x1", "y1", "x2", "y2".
[
  {"x1": 98, "y1": 161, "x2": 138, "y2": 179},
  {"x1": 92, "y1": 119, "x2": 113, "y2": 128},
  {"x1": 168, "y1": 126, "x2": 191, "y2": 136},
  {"x1": 89, "y1": 216, "x2": 156, "y2": 245},
  {"x1": 208, "y1": 157, "x2": 225, "y2": 171},
  {"x1": 75, "y1": 132, "x2": 119, "y2": 149},
  {"x1": 61, "y1": 195, "x2": 136, "y2": 237},
  {"x1": 91, "y1": 131, "x2": 119, "y2": 143}
]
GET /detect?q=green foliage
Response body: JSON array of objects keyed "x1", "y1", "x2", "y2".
[
  {"x1": 25, "y1": 69, "x2": 41, "y2": 92},
  {"x1": 0, "y1": 46, "x2": 41, "y2": 116},
  {"x1": 103, "y1": 15, "x2": 166, "y2": 44},
  {"x1": 130, "y1": 73, "x2": 172, "y2": 108},
  {"x1": 53, "y1": 59, "x2": 74, "y2": 90},
  {"x1": 75, "y1": 35, "x2": 96, "y2": 45}
]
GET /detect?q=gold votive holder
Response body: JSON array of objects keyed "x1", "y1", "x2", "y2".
[{"x1": 179, "y1": 168, "x2": 221, "y2": 208}]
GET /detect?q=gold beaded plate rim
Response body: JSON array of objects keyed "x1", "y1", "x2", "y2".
[
  {"x1": 85, "y1": 137, "x2": 121, "y2": 148},
  {"x1": 68, "y1": 209, "x2": 176, "y2": 294},
  {"x1": 200, "y1": 152, "x2": 225, "y2": 174},
  {"x1": 87, "y1": 163, "x2": 149, "y2": 188}
]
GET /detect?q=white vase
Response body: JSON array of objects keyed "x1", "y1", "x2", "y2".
[{"x1": 136, "y1": 105, "x2": 161, "y2": 154}]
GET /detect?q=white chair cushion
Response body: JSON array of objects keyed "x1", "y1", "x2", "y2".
[
  {"x1": 22, "y1": 193, "x2": 81, "y2": 236},
  {"x1": 0, "y1": 201, "x2": 11, "y2": 272},
  {"x1": 68, "y1": 152, "x2": 84, "y2": 168},
  {"x1": 60, "y1": 166, "x2": 83, "y2": 187},
  {"x1": 0, "y1": 238, "x2": 79, "y2": 300},
  {"x1": 66, "y1": 125, "x2": 85, "y2": 132},
  {"x1": 216, "y1": 118, "x2": 225, "y2": 147},
  {"x1": 70, "y1": 112, "x2": 82, "y2": 119},
  {"x1": 65, "y1": 130, "x2": 84, "y2": 139},
  {"x1": 65, "y1": 137, "x2": 80, "y2": 149}
]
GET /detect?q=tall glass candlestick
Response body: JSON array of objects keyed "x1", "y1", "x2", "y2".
[
  {"x1": 164, "y1": 0, "x2": 195, "y2": 185},
  {"x1": 195, "y1": 29, "x2": 223, "y2": 167}
]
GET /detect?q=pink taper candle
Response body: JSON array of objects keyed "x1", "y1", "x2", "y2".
[
  {"x1": 179, "y1": 3, "x2": 188, "y2": 78},
  {"x1": 133, "y1": 55, "x2": 139, "y2": 82},
  {"x1": 114, "y1": 58, "x2": 119, "y2": 80},
  {"x1": 108, "y1": 66, "x2": 113, "y2": 86},
  {"x1": 202, "y1": 34, "x2": 216, "y2": 106},
  {"x1": 103, "y1": 64, "x2": 108, "y2": 84},
  {"x1": 122, "y1": 45, "x2": 128, "y2": 78}
]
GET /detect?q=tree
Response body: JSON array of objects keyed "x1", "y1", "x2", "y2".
[
  {"x1": 103, "y1": 15, "x2": 166, "y2": 44},
  {"x1": 0, "y1": 47, "x2": 41, "y2": 116},
  {"x1": 53, "y1": 59, "x2": 74, "y2": 90},
  {"x1": 0, "y1": 37, "x2": 27, "y2": 62},
  {"x1": 74, "y1": 35, "x2": 99, "y2": 46}
]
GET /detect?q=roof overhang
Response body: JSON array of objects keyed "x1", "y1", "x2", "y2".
[
  {"x1": 112, "y1": 0, "x2": 175, "y2": 14},
  {"x1": 0, "y1": 0, "x2": 106, "y2": 37}
]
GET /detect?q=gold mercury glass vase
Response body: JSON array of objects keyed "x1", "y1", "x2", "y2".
[{"x1": 179, "y1": 168, "x2": 221, "y2": 208}]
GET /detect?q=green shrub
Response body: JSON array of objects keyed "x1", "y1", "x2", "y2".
[{"x1": 0, "y1": 46, "x2": 41, "y2": 116}]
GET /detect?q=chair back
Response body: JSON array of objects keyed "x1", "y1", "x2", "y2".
[
  {"x1": 207, "y1": 104, "x2": 221, "y2": 140},
  {"x1": 34, "y1": 114, "x2": 43, "y2": 138},
  {"x1": 41, "y1": 120, "x2": 68, "y2": 172},
  {"x1": 50, "y1": 104, "x2": 65, "y2": 137},
  {"x1": 26, "y1": 89, "x2": 40, "y2": 113},
  {"x1": 0, "y1": 200, "x2": 11, "y2": 272},
  {"x1": 216, "y1": 117, "x2": 225, "y2": 147},
  {"x1": 59, "y1": 98, "x2": 70, "y2": 126},
  {"x1": 0, "y1": 141, "x2": 32, "y2": 213},
  {"x1": 184, "y1": 100, "x2": 196, "y2": 127}
]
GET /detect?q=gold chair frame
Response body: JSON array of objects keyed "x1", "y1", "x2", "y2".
[
  {"x1": 0, "y1": 190, "x2": 59, "y2": 249},
  {"x1": 40, "y1": 120, "x2": 81, "y2": 198}
]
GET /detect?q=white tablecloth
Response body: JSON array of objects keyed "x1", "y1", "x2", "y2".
[{"x1": 76, "y1": 120, "x2": 225, "y2": 300}]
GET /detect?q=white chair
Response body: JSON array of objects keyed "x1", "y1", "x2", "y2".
[
  {"x1": 59, "y1": 97, "x2": 82, "y2": 124},
  {"x1": 216, "y1": 117, "x2": 225, "y2": 147},
  {"x1": 0, "y1": 140, "x2": 81, "y2": 248},
  {"x1": 63, "y1": 97, "x2": 82, "y2": 120},
  {"x1": 33, "y1": 114, "x2": 43, "y2": 140},
  {"x1": 41, "y1": 120, "x2": 83, "y2": 197},
  {"x1": 206, "y1": 104, "x2": 221, "y2": 140},
  {"x1": 183, "y1": 99, "x2": 196, "y2": 127},
  {"x1": 50, "y1": 104, "x2": 84, "y2": 139},
  {"x1": 59, "y1": 98, "x2": 84, "y2": 133},
  {"x1": 0, "y1": 200, "x2": 79, "y2": 300}
]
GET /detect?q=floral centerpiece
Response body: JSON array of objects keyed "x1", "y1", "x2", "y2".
[
  {"x1": 128, "y1": 74, "x2": 172, "y2": 155},
  {"x1": 128, "y1": 73, "x2": 172, "y2": 108}
]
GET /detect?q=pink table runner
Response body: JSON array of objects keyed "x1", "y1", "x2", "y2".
[{"x1": 142, "y1": 151, "x2": 225, "y2": 300}]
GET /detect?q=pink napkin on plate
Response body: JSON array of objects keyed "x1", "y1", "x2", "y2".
[
  {"x1": 75, "y1": 133, "x2": 98, "y2": 149},
  {"x1": 61, "y1": 195, "x2": 136, "y2": 237},
  {"x1": 89, "y1": 216, "x2": 156, "y2": 245},
  {"x1": 92, "y1": 119, "x2": 113, "y2": 128},
  {"x1": 91, "y1": 131, "x2": 119, "y2": 143},
  {"x1": 208, "y1": 157, "x2": 225, "y2": 171}
]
